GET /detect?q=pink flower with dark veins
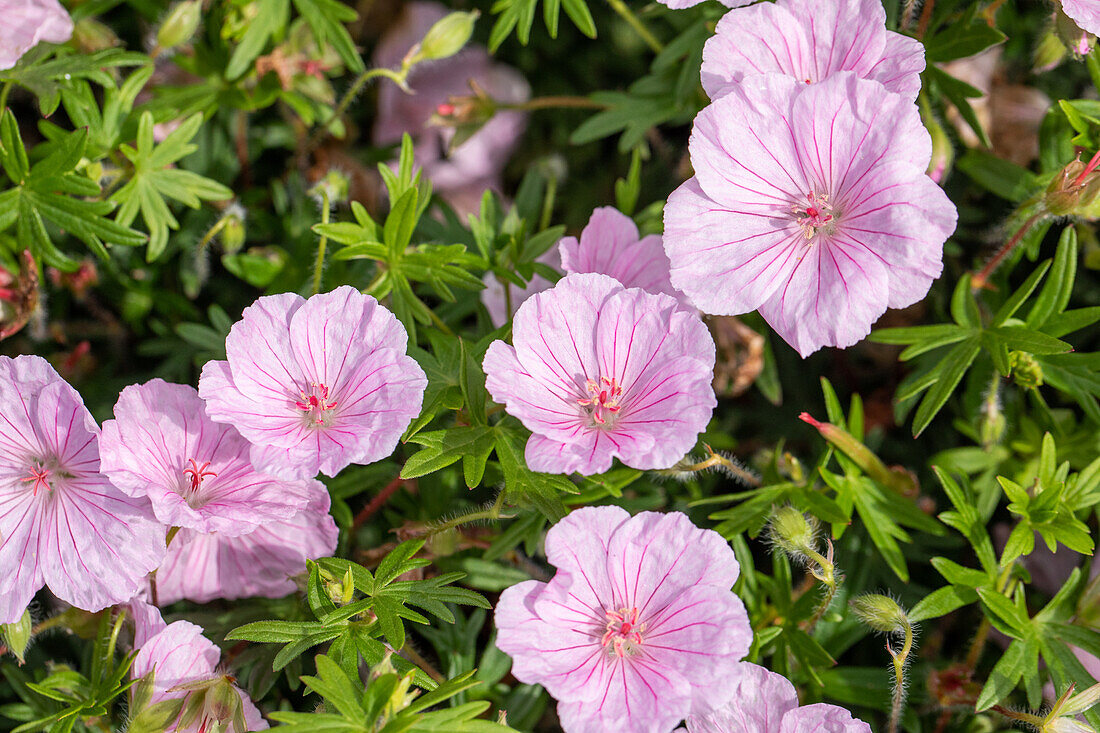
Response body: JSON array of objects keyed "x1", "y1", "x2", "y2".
[
  {"x1": 373, "y1": 1, "x2": 530, "y2": 214},
  {"x1": 0, "y1": 0, "x2": 73, "y2": 70},
  {"x1": 131, "y1": 618, "x2": 268, "y2": 732},
  {"x1": 658, "y1": 0, "x2": 755, "y2": 9},
  {"x1": 101, "y1": 379, "x2": 318, "y2": 536},
  {"x1": 482, "y1": 273, "x2": 716, "y2": 475},
  {"x1": 683, "y1": 663, "x2": 872, "y2": 732},
  {"x1": 559, "y1": 207, "x2": 691, "y2": 309},
  {"x1": 0, "y1": 355, "x2": 164, "y2": 623},
  {"x1": 153, "y1": 484, "x2": 337, "y2": 604},
  {"x1": 664, "y1": 73, "x2": 956, "y2": 357},
  {"x1": 1063, "y1": 0, "x2": 1100, "y2": 37},
  {"x1": 199, "y1": 286, "x2": 427, "y2": 480},
  {"x1": 701, "y1": 0, "x2": 925, "y2": 102},
  {"x1": 494, "y1": 506, "x2": 751, "y2": 733}
]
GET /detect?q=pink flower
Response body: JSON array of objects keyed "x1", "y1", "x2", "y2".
[
  {"x1": 482, "y1": 273, "x2": 716, "y2": 475},
  {"x1": 664, "y1": 73, "x2": 956, "y2": 357},
  {"x1": 153, "y1": 485, "x2": 337, "y2": 604},
  {"x1": 131, "y1": 618, "x2": 268, "y2": 732},
  {"x1": 373, "y1": 1, "x2": 529, "y2": 213},
  {"x1": 559, "y1": 207, "x2": 690, "y2": 309},
  {"x1": 1063, "y1": 1, "x2": 1100, "y2": 37},
  {"x1": 494, "y1": 506, "x2": 751, "y2": 733},
  {"x1": 658, "y1": 0, "x2": 755, "y2": 8},
  {"x1": 684, "y1": 663, "x2": 871, "y2": 732},
  {"x1": 701, "y1": 0, "x2": 925, "y2": 102},
  {"x1": 0, "y1": 0, "x2": 73, "y2": 70},
  {"x1": 481, "y1": 248, "x2": 561, "y2": 328},
  {"x1": 0, "y1": 355, "x2": 164, "y2": 624},
  {"x1": 101, "y1": 379, "x2": 318, "y2": 536},
  {"x1": 199, "y1": 286, "x2": 427, "y2": 480}
]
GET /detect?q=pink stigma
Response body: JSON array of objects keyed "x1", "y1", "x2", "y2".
[
  {"x1": 601, "y1": 607, "x2": 645, "y2": 658},
  {"x1": 792, "y1": 191, "x2": 835, "y2": 240},
  {"x1": 577, "y1": 376, "x2": 623, "y2": 426},
  {"x1": 22, "y1": 463, "x2": 51, "y2": 496},
  {"x1": 295, "y1": 383, "x2": 338, "y2": 425},
  {"x1": 437, "y1": 103, "x2": 456, "y2": 116},
  {"x1": 184, "y1": 459, "x2": 217, "y2": 492}
]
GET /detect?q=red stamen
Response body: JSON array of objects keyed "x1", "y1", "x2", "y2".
[
  {"x1": 22, "y1": 464, "x2": 51, "y2": 496},
  {"x1": 184, "y1": 459, "x2": 217, "y2": 492}
]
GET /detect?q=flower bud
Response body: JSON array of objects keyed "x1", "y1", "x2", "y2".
[
  {"x1": 1035, "y1": 28, "x2": 1068, "y2": 72},
  {"x1": 979, "y1": 385, "x2": 1006, "y2": 450},
  {"x1": 309, "y1": 169, "x2": 350, "y2": 206},
  {"x1": 799, "y1": 413, "x2": 917, "y2": 495},
  {"x1": 850, "y1": 593, "x2": 908, "y2": 634},
  {"x1": 2, "y1": 608, "x2": 32, "y2": 664},
  {"x1": 1046, "y1": 152, "x2": 1100, "y2": 217},
  {"x1": 73, "y1": 19, "x2": 120, "y2": 53},
  {"x1": 1009, "y1": 350, "x2": 1044, "y2": 389},
  {"x1": 769, "y1": 506, "x2": 818, "y2": 561},
  {"x1": 922, "y1": 105, "x2": 953, "y2": 184},
  {"x1": 411, "y1": 11, "x2": 479, "y2": 64},
  {"x1": 157, "y1": 0, "x2": 202, "y2": 51}
]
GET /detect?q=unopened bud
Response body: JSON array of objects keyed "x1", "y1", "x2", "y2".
[
  {"x1": 1035, "y1": 28, "x2": 1069, "y2": 72},
  {"x1": 1009, "y1": 350, "x2": 1044, "y2": 389},
  {"x1": 769, "y1": 506, "x2": 819, "y2": 561},
  {"x1": 157, "y1": 0, "x2": 202, "y2": 51},
  {"x1": 799, "y1": 413, "x2": 917, "y2": 495},
  {"x1": 922, "y1": 104, "x2": 953, "y2": 184},
  {"x1": 850, "y1": 593, "x2": 908, "y2": 634},
  {"x1": 1046, "y1": 151, "x2": 1100, "y2": 217},
  {"x1": 221, "y1": 205, "x2": 247, "y2": 253},
  {"x1": 309, "y1": 170, "x2": 350, "y2": 206},
  {"x1": 73, "y1": 19, "x2": 119, "y2": 53},
  {"x1": 2, "y1": 608, "x2": 32, "y2": 664},
  {"x1": 979, "y1": 386, "x2": 1006, "y2": 450},
  {"x1": 411, "y1": 11, "x2": 479, "y2": 64}
]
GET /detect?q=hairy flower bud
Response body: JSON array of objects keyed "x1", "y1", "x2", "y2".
[
  {"x1": 1045, "y1": 152, "x2": 1100, "y2": 217},
  {"x1": 411, "y1": 11, "x2": 479, "y2": 64},
  {"x1": 156, "y1": 0, "x2": 202, "y2": 51},
  {"x1": 769, "y1": 506, "x2": 819, "y2": 561},
  {"x1": 850, "y1": 593, "x2": 908, "y2": 634},
  {"x1": 1009, "y1": 351, "x2": 1045, "y2": 389}
]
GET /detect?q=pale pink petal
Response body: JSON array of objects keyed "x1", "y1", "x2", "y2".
[
  {"x1": 154, "y1": 487, "x2": 337, "y2": 604},
  {"x1": 686, "y1": 663, "x2": 797, "y2": 732},
  {"x1": 0, "y1": 0, "x2": 73, "y2": 70},
  {"x1": 1064, "y1": 0, "x2": 1100, "y2": 37},
  {"x1": 781, "y1": 704, "x2": 873, "y2": 732},
  {"x1": 559, "y1": 207, "x2": 688, "y2": 307}
]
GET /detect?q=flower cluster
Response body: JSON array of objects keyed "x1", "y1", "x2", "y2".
[
  {"x1": 662, "y1": 0, "x2": 957, "y2": 357},
  {"x1": 0, "y1": 285, "x2": 424, "y2": 622}
]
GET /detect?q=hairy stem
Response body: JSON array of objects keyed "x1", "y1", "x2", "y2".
[
  {"x1": 309, "y1": 66, "x2": 410, "y2": 151},
  {"x1": 675, "y1": 446, "x2": 762, "y2": 487},
  {"x1": 888, "y1": 620, "x2": 915, "y2": 733},
  {"x1": 971, "y1": 211, "x2": 1043, "y2": 291}
]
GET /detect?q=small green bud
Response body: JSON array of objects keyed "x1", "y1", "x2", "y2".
[
  {"x1": 157, "y1": 0, "x2": 203, "y2": 51},
  {"x1": 1035, "y1": 28, "x2": 1068, "y2": 72},
  {"x1": 308, "y1": 170, "x2": 350, "y2": 206},
  {"x1": 220, "y1": 205, "x2": 247, "y2": 254},
  {"x1": 849, "y1": 593, "x2": 908, "y2": 634},
  {"x1": 769, "y1": 506, "x2": 818, "y2": 561},
  {"x1": 412, "y1": 11, "x2": 479, "y2": 64},
  {"x1": 73, "y1": 19, "x2": 120, "y2": 53},
  {"x1": 2, "y1": 608, "x2": 33, "y2": 664},
  {"x1": 1009, "y1": 350, "x2": 1044, "y2": 389},
  {"x1": 921, "y1": 103, "x2": 953, "y2": 184},
  {"x1": 979, "y1": 386, "x2": 1006, "y2": 450}
]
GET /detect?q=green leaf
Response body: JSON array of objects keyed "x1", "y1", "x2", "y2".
[
  {"x1": 494, "y1": 429, "x2": 572, "y2": 522},
  {"x1": 402, "y1": 427, "x2": 496, "y2": 480},
  {"x1": 926, "y1": 66, "x2": 990, "y2": 147},
  {"x1": 226, "y1": 0, "x2": 290, "y2": 79},
  {"x1": 909, "y1": 585, "x2": 978, "y2": 622},
  {"x1": 292, "y1": 0, "x2": 364, "y2": 72},
  {"x1": 1027, "y1": 226, "x2": 1077, "y2": 328},
  {"x1": 911, "y1": 336, "x2": 981, "y2": 436},
  {"x1": 976, "y1": 639, "x2": 1030, "y2": 710},
  {"x1": 991, "y1": 259, "x2": 1050, "y2": 326},
  {"x1": 924, "y1": 12, "x2": 1006, "y2": 62},
  {"x1": 957, "y1": 150, "x2": 1040, "y2": 203}
]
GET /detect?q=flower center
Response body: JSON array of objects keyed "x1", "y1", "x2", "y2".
[
  {"x1": 22, "y1": 461, "x2": 52, "y2": 496},
  {"x1": 791, "y1": 191, "x2": 836, "y2": 240},
  {"x1": 577, "y1": 376, "x2": 623, "y2": 426},
  {"x1": 295, "y1": 382, "x2": 338, "y2": 426},
  {"x1": 601, "y1": 607, "x2": 645, "y2": 658},
  {"x1": 183, "y1": 459, "x2": 217, "y2": 498}
]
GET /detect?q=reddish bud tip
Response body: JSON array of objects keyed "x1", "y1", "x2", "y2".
[
  {"x1": 437, "y1": 103, "x2": 456, "y2": 116},
  {"x1": 798, "y1": 412, "x2": 825, "y2": 430}
]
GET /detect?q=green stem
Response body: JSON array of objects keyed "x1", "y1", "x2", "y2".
[
  {"x1": 0, "y1": 81, "x2": 11, "y2": 112},
  {"x1": 503, "y1": 95, "x2": 609, "y2": 111},
  {"x1": 427, "y1": 306, "x2": 454, "y2": 336},
  {"x1": 972, "y1": 211, "x2": 1043, "y2": 291},
  {"x1": 605, "y1": 0, "x2": 664, "y2": 54},
  {"x1": 540, "y1": 175, "x2": 559, "y2": 232},
  {"x1": 313, "y1": 191, "x2": 331, "y2": 295},
  {"x1": 426, "y1": 493, "x2": 509, "y2": 538},
  {"x1": 888, "y1": 620, "x2": 914, "y2": 733},
  {"x1": 1088, "y1": 47, "x2": 1100, "y2": 93},
  {"x1": 309, "y1": 66, "x2": 409, "y2": 150}
]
